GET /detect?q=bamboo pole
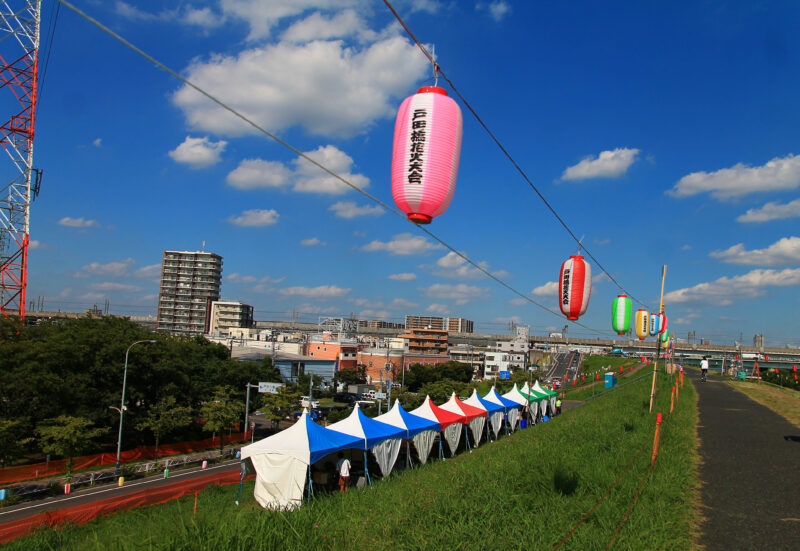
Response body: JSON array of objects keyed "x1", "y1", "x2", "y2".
[{"x1": 649, "y1": 265, "x2": 667, "y2": 414}]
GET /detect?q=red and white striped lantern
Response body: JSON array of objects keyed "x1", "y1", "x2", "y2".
[
  {"x1": 391, "y1": 86, "x2": 462, "y2": 224},
  {"x1": 559, "y1": 255, "x2": 591, "y2": 320},
  {"x1": 658, "y1": 313, "x2": 668, "y2": 334}
]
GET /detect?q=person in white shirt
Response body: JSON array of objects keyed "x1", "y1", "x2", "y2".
[
  {"x1": 336, "y1": 452, "x2": 351, "y2": 493},
  {"x1": 700, "y1": 356, "x2": 709, "y2": 382}
]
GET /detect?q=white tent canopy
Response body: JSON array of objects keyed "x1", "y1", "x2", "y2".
[
  {"x1": 440, "y1": 392, "x2": 486, "y2": 447},
  {"x1": 464, "y1": 389, "x2": 503, "y2": 439},
  {"x1": 327, "y1": 404, "x2": 406, "y2": 477},
  {"x1": 240, "y1": 410, "x2": 362, "y2": 509}
]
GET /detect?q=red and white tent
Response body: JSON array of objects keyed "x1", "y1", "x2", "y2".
[
  {"x1": 440, "y1": 392, "x2": 488, "y2": 447},
  {"x1": 410, "y1": 396, "x2": 464, "y2": 457}
]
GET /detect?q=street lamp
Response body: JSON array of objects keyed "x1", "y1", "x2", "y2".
[{"x1": 115, "y1": 339, "x2": 156, "y2": 475}]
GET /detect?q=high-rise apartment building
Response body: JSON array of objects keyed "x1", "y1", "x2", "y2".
[
  {"x1": 404, "y1": 315, "x2": 474, "y2": 333},
  {"x1": 206, "y1": 300, "x2": 254, "y2": 335},
  {"x1": 157, "y1": 250, "x2": 222, "y2": 335}
]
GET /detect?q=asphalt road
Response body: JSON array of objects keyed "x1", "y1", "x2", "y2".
[
  {"x1": 0, "y1": 459, "x2": 240, "y2": 525},
  {"x1": 693, "y1": 370, "x2": 800, "y2": 549}
]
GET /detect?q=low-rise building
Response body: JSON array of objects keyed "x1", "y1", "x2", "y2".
[
  {"x1": 205, "y1": 300, "x2": 254, "y2": 335},
  {"x1": 397, "y1": 327, "x2": 448, "y2": 356}
]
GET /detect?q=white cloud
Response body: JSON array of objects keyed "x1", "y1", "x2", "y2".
[
  {"x1": 389, "y1": 272, "x2": 416, "y2": 281},
  {"x1": 134, "y1": 264, "x2": 161, "y2": 279},
  {"x1": 227, "y1": 146, "x2": 369, "y2": 195},
  {"x1": 668, "y1": 154, "x2": 800, "y2": 200},
  {"x1": 432, "y1": 251, "x2": 496, "y2": 280},
  {"x1": 219, "y1": 0, "x2": 362, "y2": 40},
  {"x1": 681, "y1": 244, "x2": 692, "y2": 251},
  {"x1": 360, "y1": 309, "x2": 392, "y2": 319},
  {"x1": 79, "y1": 292, "x2": 106, "y2": 301},
  {"x1": 389, "y1": 298, "x2": 418, "y2": 309},
  {"x1": 92, "y1": 138, "x2": 102, "y2": 147},
  {"x1": 422, "y1": 283, "x2": 489, "y2": 305},
  {"x1": 226, "y1": 159, "x2": 291, "y2": 190},
  {"x1": 495, "y1": 315, "x2": 522, "y2": 324},
  {"x1": 710, "y1": 237, "x2": 800, "y2": 266},
  {"x1": 116, "y1": 2, "x2": 222, "y2": 29},
  {"x1": 361, "y1": 233, "x2": 443, "y2": 255},
  {"x1": 663, "y1": 268, "x2": 800, "y2": 306},
  {"x1": 426, "y1": 303, "x2": 451, "y2": 315},
  {"x1": 281, "y1": 10, "x2": 374, "y2": 43},
  {"x1": 227, "y1": 272, "x2": 258, "y2": 284},
  {"x1": 592, "y1": 273, "x2": 609, "y2": 284},
  {"x1": 227, "y1": 209, "x2": 279, "y2": 227},
  {"x1": 477, "y1": 1, "x2": 511, "y2": 22},
  {"x1": 301, "y1": 237, "x2": 326, "y2": 246},
  {"x1": 59, "y1": 217, "x2": 100, "y2": 228},
  {"x1": 594, "y1": 238, "x2": 610, "y2": 246},
  {"x1": 77, "y1": 258, "x2": 135, "y2": 278},
  {"x1": 169, "y1": 136, "x2": 227, "y2": 169},
  {"x1": 295, "y1": 303, "x2": 339, "y2": 315},
  {"x1": 532, "y1": 281, "x2": 558, "y2": 296},
  {"x1": 737, "y1": 198, "x2": 800, "y2": 223},
  {"x1": 172, "y1": 35, "x2": 428, "y2": 138},
  {"x1": 562, "y1": 148, "x2": 640, "y2": 181},
  {"x1": 279, "y1": 285, "x2": 351, "y2": 298},
  {"x1": 292, "y1": 146, "x2": 370, "y2": 194},
  {"x1": 91, "y1": 282, "x2": 142, "y2": 292},
  {"x1": 329, "y1": 200, "x2": 383, "y2": 219},
  {"x1": 29, "y1": 240, "x2": 55, "y2": 250}
]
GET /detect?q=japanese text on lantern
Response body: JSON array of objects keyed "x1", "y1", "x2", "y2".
[{"x1": 408, "y1": 108, "x2": 427, "y2": 184}]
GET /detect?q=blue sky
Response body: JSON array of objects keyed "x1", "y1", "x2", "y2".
[{"x1": 24, "y1": 0, "x2": 800, "y2": 346}]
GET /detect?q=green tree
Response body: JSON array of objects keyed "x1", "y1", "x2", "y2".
[
  {"x1": 0, "y1": 419, "x2": 33, "y2": 469},
  {"x1": 36, "y1": 416, "x2": 107, "y2": 476},
  {"x1": 135, "y1": 396, "x2": 193, "y2": 460},
  {"x1": 417, "y1": 380, "x2": 469, "y2": 403},
  {"x1": 334, "y1": 365, "x2": 367, "y2": 386},
  {"x1": 296, "y1": 374, "x2": 324, "y2": 394},
  {"x1": 200, "y1": 387, "x2": 244, "y2": 450},
  {"x1": 258, "y1": 386, "x2": 299, "y2": 425}
]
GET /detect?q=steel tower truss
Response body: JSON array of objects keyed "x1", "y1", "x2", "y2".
[{"x1": 0, "y1": 0, "x2": 40, "y2": 322}]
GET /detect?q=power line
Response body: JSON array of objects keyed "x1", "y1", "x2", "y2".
[
  {"x1": 57, "y1": 0, "x2": 616, "y2": 338},
  {"x1": 37, "y1": 0, "x2": 61, "y2": 107},
  {"x1": 381, "y1": 0, "x2": 651, "y2": 310}
]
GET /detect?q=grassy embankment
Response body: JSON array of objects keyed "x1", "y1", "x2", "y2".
[
  {"x1": 561, "y1": 356, "x2": 643, "y2": 401},
  {"x1": 728, "y1": 380, "x2": 800, "y2": 428},
  {"x1": 9, "y1": 374, "x2": 698, "y2": 551}
]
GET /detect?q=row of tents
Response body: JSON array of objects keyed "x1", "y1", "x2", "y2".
[{"x1": 240, "y1": 381, "x2": 557, "y2": 509}]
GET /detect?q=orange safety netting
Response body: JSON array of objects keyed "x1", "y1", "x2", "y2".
[
  {"x1": 0, "y1": 469, "x2": 254, "y2": 544},
  {"x1": 0, "y1": 431, "x2": 251, "y2": 485}
]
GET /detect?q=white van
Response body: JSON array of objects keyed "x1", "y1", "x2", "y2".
[{"x1": 299, "y1": 396, "x2": 320, "y2": 408}]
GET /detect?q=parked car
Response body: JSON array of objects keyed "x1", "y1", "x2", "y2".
[
  {"x1": 299, "y1": 396, "x2": 320, "y2": 408},
  {"x1": 334, "y1": 392, "x2": 358, "y2": 404}
]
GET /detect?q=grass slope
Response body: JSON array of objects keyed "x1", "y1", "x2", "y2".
[
  {"x1": 728, "y1": 381, "x2": 800, "y2": 429},
  {"x1": 9, "y1": 375, "x2": 698, "y2": 551}
]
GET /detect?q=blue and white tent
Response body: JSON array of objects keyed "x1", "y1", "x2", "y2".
[
  {"x1": 376, "y1": 400, "x2": 441, "y2": 466},
  {"x1": 484, "y1": 386, "x2": 523, "y2": 432},
  {"x1": 328, "y1": 404, "x2": 408, "y2": 477},
  {"x1": 464, "y1": 389, "x2": 504, "y2": 439},
  {"x1": 241, "y1": 410, "x2": 362, "y2": 509}
]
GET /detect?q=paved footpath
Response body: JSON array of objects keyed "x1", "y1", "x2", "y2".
[{"x1": 693, "y1": 370, "x2": 800, "y2": 550}]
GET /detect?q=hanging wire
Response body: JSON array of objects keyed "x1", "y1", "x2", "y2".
[
  {"x1": 57, "y1": 0, "x2": 617, "y2": 337},
  {"x1": 381, "y1": 0, "x2": 651, "y2": 310},
  {"x1": 37, "y1": 0, "x2": 62, "y2": 107}
]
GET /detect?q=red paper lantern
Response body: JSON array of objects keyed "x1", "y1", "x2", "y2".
[
  {"x1": 764, "y1": 355, "x2": 769, "y2": 362},
  {"x1": 558, "y1": 255, "x2": 592, "y2": 320},
  {"x1": 392, "y1": 86, "x2": 462, "y2": 224},
  {"x1": 793, "y1": 365, "x2": 797, "y2": 373}
]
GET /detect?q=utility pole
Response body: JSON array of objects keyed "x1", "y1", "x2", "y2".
[{"x1": 243, "y1": 382, "x2": 259, "y2": 442}]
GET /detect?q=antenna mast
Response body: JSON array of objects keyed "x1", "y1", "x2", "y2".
[{"x1": 0, "y1": 0, "x2": 42, "y2": 324}]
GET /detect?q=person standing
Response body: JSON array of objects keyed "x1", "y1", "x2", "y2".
[
  {"x1": 700, "y1": 356, "x2": 709, "y2": 382},
  {"x1": 556, "y1": 398, "x2": 562, "y2": 415},
  {"x1": 336, "y1": 452, "x2": 351, "y2": 493}
]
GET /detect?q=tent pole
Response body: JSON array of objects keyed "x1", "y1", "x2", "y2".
[
  {"x1": 234, "y1": 460, "x2": 245, "y2": 506},
  {"x1": 364, "y1": 450, "x2": 372, "y2": 487},
  {"x1": 439, "y1": 434, "x2": 444, "y2": 461}
]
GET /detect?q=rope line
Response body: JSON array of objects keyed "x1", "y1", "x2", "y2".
[
  {"x1": 56, "y1": 0, "x2": 614, "y2": 336},
  {"x1": 382, "y1": 0, "x2": 651, "y2": 311},
  {"x1": 604, "y1": 462, "x2": 655, "y2": 550}
]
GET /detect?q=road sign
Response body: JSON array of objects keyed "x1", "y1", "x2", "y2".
[
  {"x1": 499, "y1": 371, "x2": 510, "y2": 380},
  {"x1": 258, "y1": 382, "x2": 284, "y2": 394},
  {"x1": 375, "y1": 392, "x2": 387, "y2": 399}
]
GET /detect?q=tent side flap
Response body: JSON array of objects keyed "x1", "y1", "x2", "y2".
[{"x1": 250, "y1": 453, "x2": 308, "y2": 510}]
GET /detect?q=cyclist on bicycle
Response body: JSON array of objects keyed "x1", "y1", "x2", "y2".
[{"x1": 700, "y1": 356, "x2": 709, "y2": 382}]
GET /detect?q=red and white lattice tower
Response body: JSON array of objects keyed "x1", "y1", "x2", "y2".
[{"x1": 0, "y1": 0, "x2": 41, "y2": 323}]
